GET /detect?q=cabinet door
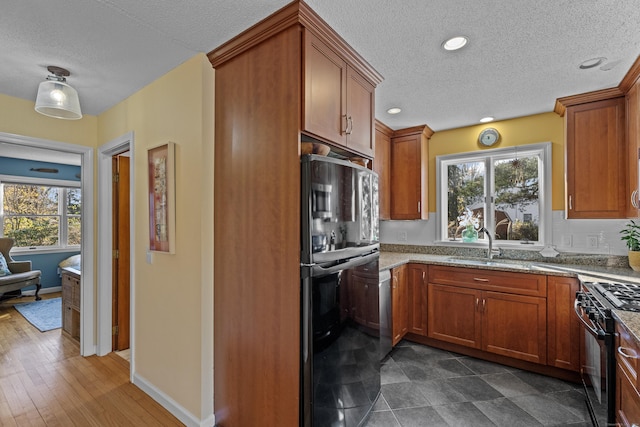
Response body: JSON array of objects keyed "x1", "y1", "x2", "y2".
[
  {"x1": 408, "y1": 264, "x2": 428, "y2": 336},
  {"x1": 391, "y1": 265, "x2": 408, "y2": 346},
  {"x1": 391, "y1": 134, "x2": 422, "y2": 219},
  {"x1": 547, "y1": 276, "x2": 580, "y2": 371},
  {"x1": 303, "y1": 31, "x2": 346, "y2": 146},
  {"x1": 617, "y1": 363, "x2": 640, "y2": 427},
  {"x1": 482, "y1": 291, "x2": 547, "y2": 364},
  {"x1": 374, "y1": 123, "x2": 391, "y2": 220},
  {"x1": 627, "y1": 80, "x2": 640, "y2": 217},
  {"x1": 566, "y1": 97, "x2": 626, "y2": 218},
  {"x1": 346, "y1": 66, "x2": 375, "y2": 157},
  {"x1": 428, "y1": 284, "x2": 482, "y2": 349}
]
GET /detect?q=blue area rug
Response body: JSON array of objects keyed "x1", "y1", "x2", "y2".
[{"x1": 14, "y1": 297, "x2": 62, "y2": 332}]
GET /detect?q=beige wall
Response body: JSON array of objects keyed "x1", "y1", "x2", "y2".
[
  {"x1": 0, "y1": 54, "x2": 215, "y2": 423},
  {"x1": 0, "y1": 93, "x2": 98, "y2": 146},
  {"x1": 99, "y1": 54, "x2": 215, "y2": 420},
  {"x1": 428, "y1": 112, "x2": 565, "y2": 211}
]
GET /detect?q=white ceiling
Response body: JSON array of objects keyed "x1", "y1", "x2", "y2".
[{"x1": 1, "y1": 0, "x2": 640, "y2": 135}]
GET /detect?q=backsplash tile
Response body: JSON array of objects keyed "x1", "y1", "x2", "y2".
[{"x1": 380, "y1": 210, "x2": 633, "y2": 264}]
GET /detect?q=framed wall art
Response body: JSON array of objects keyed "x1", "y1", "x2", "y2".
[{"x1": 148, "y1": 142, "x2": 176, "y2": 253}]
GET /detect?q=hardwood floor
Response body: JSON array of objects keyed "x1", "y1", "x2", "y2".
[{"x1": 0, "y1": 292, "x2": 184, "y2": 426}]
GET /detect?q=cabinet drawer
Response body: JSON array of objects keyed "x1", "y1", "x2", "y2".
[
  {"x1": 617, "y1": 322, "x2": 639, "y2": 386},
  {"x1": 429, "y1": 265, "x2": 546, "y2": 297}
]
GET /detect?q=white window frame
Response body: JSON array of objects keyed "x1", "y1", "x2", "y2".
[
  {"x1": 0, "y1": 175, "x2": 81, "y2": 254},
  {"x1": 435, "y1": 142, "x2": 552, "y2": 249}
]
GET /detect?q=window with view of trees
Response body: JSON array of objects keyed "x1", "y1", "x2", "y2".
[
  {"x1": 0, "y1": 180, "x2": 81, "y2": 249},
  {"x1": 437, "y1": 143, "x2": 551, "y2": 246}
]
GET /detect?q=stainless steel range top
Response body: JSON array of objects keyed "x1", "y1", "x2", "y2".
[{"x1": 586, "y1": 281, "x2": 640, "y2": 313}]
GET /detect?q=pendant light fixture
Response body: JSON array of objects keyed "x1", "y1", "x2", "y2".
[{"x1": 34, "y1": 66, "x2": 82, "y2": 120}]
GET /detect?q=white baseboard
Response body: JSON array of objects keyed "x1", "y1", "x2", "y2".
[
  {"x1": 22, "y1": 286, "x2": 61, "y2": 296},
  {"x1": 132, "y1": 372, "x2": 215, "y2": 427}
]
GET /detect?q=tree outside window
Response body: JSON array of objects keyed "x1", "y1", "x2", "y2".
[
  {"x1": 1, "y1": 182, "x2": 81, "y2": 249},
  {"x1": 438, "y1": 143, "x2": 550, "y2": 246}
]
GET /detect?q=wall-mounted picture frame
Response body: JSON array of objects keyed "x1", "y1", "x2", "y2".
[{"x1": 148, "y1": 142, "x2": 176, "y2": 253}]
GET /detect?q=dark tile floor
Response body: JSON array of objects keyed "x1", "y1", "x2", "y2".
[{"x1": 364, "y1": 341, "x2": 592, "y2": 427}]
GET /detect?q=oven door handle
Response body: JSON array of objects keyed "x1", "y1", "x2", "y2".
[
  {"x1": 574, "y1": 299, "x2": 606, "y2": 339},
  {"x1": 308, "y1": 251, "x2": 379, "y2": 277}
]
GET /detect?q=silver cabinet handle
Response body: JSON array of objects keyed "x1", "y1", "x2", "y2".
[
  {"x1": 632, "y1": 189, "x2": 639, "y2": 209},
  {"x1": 618, "y1": 346, "x2": 638, "y2": 359},
  {"x1": 569, "y1": 195, "x2": 573, "y2": 210},
  {"x1": 342, "y1": 114, "x2": 349, "y2": 134},
  {"x1": 473, "y1": 277, "x2": 489, "y2": 282},
  {"x1": 475, "y1": 298, "x2": 479, "y2": 309},
  {"x1": 347, "y1": 116, "x2": 353, "y2": 135}
]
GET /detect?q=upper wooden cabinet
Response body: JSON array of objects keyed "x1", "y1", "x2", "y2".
[
  {"x1": 390, "y1": 125, "x2": 432, "y2": 220},
  {"x1": 627, "y1": 78, "x2": 640, "y2": 217},
  {"x1": 373, "y1": 120, "x2": 392, "y2": 220},
  {"x1": 303, "y1": 32, "x2": 376, "y2": 158},
  {"x1": 564, "y1": 97, "x2": 626, "y2": 218}
]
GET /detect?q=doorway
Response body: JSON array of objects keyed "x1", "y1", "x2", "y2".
[
  {"x1": 97, "y1": 132, "x2": 134, "y2": 369},
  {"x1": 0, "y1": 132, "x2": 95, "y2": 356},
  {"x1": 112, "y1": 153, "x2": 130, "y2": 351}
]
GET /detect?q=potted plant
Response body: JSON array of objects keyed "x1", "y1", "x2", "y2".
[{"x1": 621, "y1": 220, "x2": 640, "y2": 271}]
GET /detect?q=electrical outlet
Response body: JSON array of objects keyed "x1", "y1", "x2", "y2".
[
  {"x1": 587, "y1": 235, "x2": 598, "y2": 249},
  {"x1": 398, "y1": 231, "x2": 407, "y2": 242},
  {"x1": 561, "y1": 235, "x2": 572, "y2": 247}
]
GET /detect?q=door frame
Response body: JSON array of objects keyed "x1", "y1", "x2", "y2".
[
  {"x1": 0, "y1": 131, "x2": 95, "y2": 356},
  {"x1": 97, "y1": 132, "x2": 134, "y2": 374}
]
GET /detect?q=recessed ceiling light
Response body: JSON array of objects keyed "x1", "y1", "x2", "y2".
[
  {"x1": 480, "y1": 117, "x2": 494, "y2": 123},
  {"x1": 387, "y1": 107, "x2": 402, "y2": 115},
  {"x1": 442, "y1": 36, "x2": 468, "y2": 51},
  {"x1": 579, "y1": 57, "x2": 606, "y2": 70}
]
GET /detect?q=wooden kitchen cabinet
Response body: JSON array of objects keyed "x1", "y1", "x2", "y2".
[
  {"x1": 565, "y1": 97, "x2": 627, "y2": 218},
  {"x1": 428, "y1": 283, "x2": 482, "y2": 348},
  {"x1": 304, "y1": 31, "x2": 376, "y2": 158},
  {"x1": 390, "y1": 125, "x2": 431, "y2": 220},
  {"x1": 61, "y1": 268, "x2": 80, "y2": 341},
  {"x1": 427, "y1": 265, "x2": 547, "y2": 364},
  {"x1": 547, "y1": 276, "x2": 581, "y2": 372},
  {"x1": 208, "y1": 3, "x2": 382, "y2": 425},
  {"x1": 627, "y1": 78, "x2": 640, "y2": 217},
  {"x1": 407, "y1": 263, "x2": 428, "y2": 336},
  {"x1": 616, "y1": 321, "x2": 640, "y2": 426},
  {"x1": 348, "y1": 265, "x2": 380, "y2": 330},
  {"x1": 391, "y1": 264, "x2": 408, "y2": 346},
  {"x1": 373, "y1": 120, "x2": 392, "y2": 220}
]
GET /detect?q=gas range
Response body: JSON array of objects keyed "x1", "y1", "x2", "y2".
[
  {"x1": 576, "y1": 279, "x2": 640, "y2": 338},
  {"x1": 583, "y1": 280, "x2": 640, "y2": 313}
]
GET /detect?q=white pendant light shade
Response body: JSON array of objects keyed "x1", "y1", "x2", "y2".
[
  {"x1": 34, "y1": 66, "x2": 82, "y2": 120},
  {"x1": 35, "y1": 79, "x2": 82, "y2": 120}
]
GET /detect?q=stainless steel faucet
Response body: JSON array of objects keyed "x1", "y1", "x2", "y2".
[{"x1": 480, "y1": 227, "x2": 501, "y2": 260}]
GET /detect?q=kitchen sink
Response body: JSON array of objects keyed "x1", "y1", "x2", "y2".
[{"x1": 444, "y1": 257, "x2": 534, "y2": 270}]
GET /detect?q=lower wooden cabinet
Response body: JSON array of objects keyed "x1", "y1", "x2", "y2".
[
  {"x1": 427, "y1": 266, "x2": 547, "y2": 365},
  {"x1": 61, "y1": 268, "x2": 80, "y2": 341},
  {"x1": 428, "y1": 284, "x2": 482, "y2": 348},
  {"x1": 617, "y1": 322, "x2": 640, "y2": 426},
  {"x1": 547, "y1": 276, "x2": 581, "y2": 371},
  {"x1": 617, "y1": 363, "x2": 640, "y2": 427},
  {"x1": 408, "y1": 264, "x2": 428, "y2": 336},
  {"x1": 348, "y1": 265, "x2": 380, "y2": 330},
  {"x1": 391, "y1": 265, "x2": 408, "y2": 346}
]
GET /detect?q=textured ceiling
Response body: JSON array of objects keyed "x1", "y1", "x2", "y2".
[{"x1": 1, "y1": 0, "x2": 639, "y2": 135}]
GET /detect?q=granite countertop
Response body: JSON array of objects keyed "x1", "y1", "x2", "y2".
[{"x1": 379, "y1": 250, "x2": 640, "y2": 344}]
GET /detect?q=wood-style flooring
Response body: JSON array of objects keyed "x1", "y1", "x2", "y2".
[{"x1": 0, "y1": 292, "x2": 184, "y2": 426}]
